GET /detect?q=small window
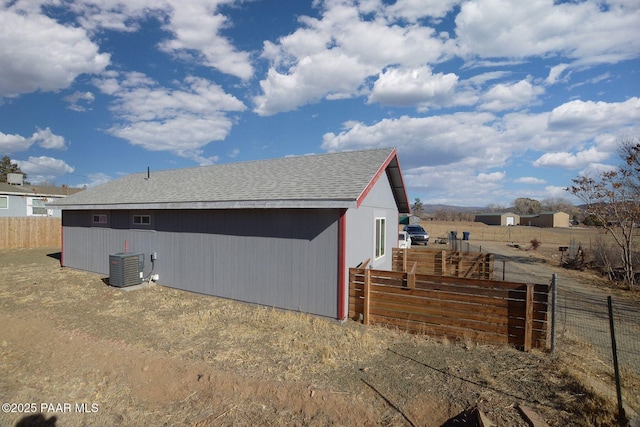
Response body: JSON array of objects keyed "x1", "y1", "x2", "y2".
[
  {"x1": 92, "y1": 214, "x2": 107, "y2": 224},
  {"x1": 133, "y1": 214, "x2": 151, "y2": 225},
  {"x1": 0, "y1": 196, "x2": 7, "y2": 209},
  {"x1": 31, "y1": 199, "x2": 47, "y2": 215},
  {"x1": 375, "y1": 217, "x2": 386, "y2": 258}
]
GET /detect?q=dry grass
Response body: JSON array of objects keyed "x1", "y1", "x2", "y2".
[
  {"x1": 0, "y1": 247, "x2": 628, "y2": 426},
  {"x1": 417, "y1": 220, "x2": 609, "y2": 247}
]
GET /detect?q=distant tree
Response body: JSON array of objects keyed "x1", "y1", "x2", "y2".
[
  {"x1": 541, "y1": 197, "x2": 573, "y2": 212},
  {"x1": 485, "y1": 203, "x2": 506, "y2": 213},
  {"x1": 541, "y1": 197, "x2": 581, "y2": 220},
  {"x1": 411, "y1": 198, "x2": 424, "y2": 217},
  {"x1": 0, "y1": 156, "x2": 27, "y2": 183},
  {"x1": 513, "y1": 197, "x2": 542, "y2": 215},
  {"x1": 568, "y1": 137, "x2": 640, "y2": 288}
]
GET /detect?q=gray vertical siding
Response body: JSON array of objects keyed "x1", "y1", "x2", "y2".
[{"x1": 62, "y1": 209, "x2": 339, "y2": 318}]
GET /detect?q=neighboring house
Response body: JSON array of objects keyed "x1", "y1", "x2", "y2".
[
  {"x1": 520, "y1": 211, "x2": 570, "y2": 228},
  {"x1": 474, "y1": 212, "x2": 520, "y2": 226},
  {"x1": 50, "y1": 148, "x2": 410, "y2": 319},
  {"x1": 399, "y1": 215, "x2": 420, "y2": 225},
  {"x1": 0, "y1": 174, "x2": 81, "y2": 218}
]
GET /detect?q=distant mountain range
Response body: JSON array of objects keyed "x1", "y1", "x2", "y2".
[{"x1": 421, "y1": 204, "x2": 485, "y2": 213}]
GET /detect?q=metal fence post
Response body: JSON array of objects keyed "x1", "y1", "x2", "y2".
[
  {"x1": 551, "y1": 273, "x2": 557, "y2": 353},
  {"x1": 608, "y1": 296, "x2": 626, "y2": 426}
]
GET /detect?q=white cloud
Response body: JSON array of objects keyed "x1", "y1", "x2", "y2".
[
  {"x1": 0, "y1": 128, "x2": 67, "y2": 153},
  {"x1": 477, "y1": 171, "x2": 505, "y2": 182},
  {"x1": 367, "y1": 66, "x2": 458, "y2": 108},
  {"x1": 0, "y1": 132, "x2": 31, "y2": 153},
  {"x1": 479, "y1": 78, "x2": 545, "y2": 112},
  {"x1": 31, "y1": 128, "x2": 67, "y2": 150},
  {"x1": 64, "y1": 91, "x2": 96, "y2": 112},
  {"x1": 76, "y1": 172, "x2": 112, "y2": 189},
  {"x1": 533, "y1": 147, "x2": 610, "y2": 168},
  {"x1": 254, "y1": 50, "x2": 377, "y2": 115},
  {"x1": 578, "y1": 162, "x2": 618, "y2": 178},
  {"x1": 16, "y1": 156, "x2": 74, "y2": 184},
  {"x1": 456, "y1": 0, "x2": 640, "y2": 65},
  {"x1": 322, "y1": 95, "x2": 640, "y2": 206},
  {"x1": 95, "y1": 72, "x2": 246, "y2": 163},
  {"x1": 9, "y1": 0, "x2": 252, "y2": 81},
  {"x1": 158, "y1": 0, "x2": 254, "y2": 80},
  {"x1": 0, "y1": 5, "x2": 109, "y2": 97},
  {"x1": 515, "y1": 176, "x2": 546, "y2": 184},
  {"x1": 384, "y1": 0, "x2": 459, "y2": 22},
  {"x1": 547, "y1": 98, "x2": 640, "y2": 132},
  {"x1": 544, "y1": 185, "x2": 571, "y2": 199},
  {"x1": 546, "y1": 63, "x2": 570, "y2": 85},
  {"x1": 321, "y1": 112, "x2": 511, "y2": 170},
  {"x1": 254, "y1": 0, "x2": 455, "y2": 115}
]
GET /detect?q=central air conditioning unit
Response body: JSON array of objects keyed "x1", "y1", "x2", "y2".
[{"x1": 109, "y1": 253, "x2": 144, "y2": 287}]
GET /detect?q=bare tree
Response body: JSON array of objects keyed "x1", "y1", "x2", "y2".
[
  {"x1": 568, "y1": 137, "x2": 640, "y2": 288},
  {"x1": 485, "y1": 203, "x2": 506, "y2": 213},
  {"x1": 411, "y1": 198, "x2": 424, "y2": 217},
  {"x1": 513, "y1": 197, "x2": 542, "y2": 215}
]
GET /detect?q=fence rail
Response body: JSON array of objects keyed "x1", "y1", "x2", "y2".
[
  {"x1": 392, "y1": 247, "x2": 494, "y2": 280},
  {"x1": 349, "y1": 267, "x2": 550, "y2": 350},
  {"x1": 0, "y1": 217, "x2": 61, "y2": 249}
]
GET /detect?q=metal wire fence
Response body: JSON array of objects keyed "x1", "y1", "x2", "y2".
[
  {"x1": 556, "y1": 288, "x2": 640, "y2": 419},
  {"x1": 457, "y1": 237, "x2": 640, "y2": 421}
]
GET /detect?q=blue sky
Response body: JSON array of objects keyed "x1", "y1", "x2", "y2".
[{"x1": 1, "y1": 0, "x2": 639, "y2": 207}]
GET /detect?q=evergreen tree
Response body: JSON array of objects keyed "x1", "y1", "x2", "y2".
[{"x1": 0, "y1": 156, "x2": 27, "y2": 183}]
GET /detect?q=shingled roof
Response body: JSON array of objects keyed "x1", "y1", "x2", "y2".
[
  {"x1": 0, "y1": 182, "x2": 82, "y2": 197},
  {"x1": 51, "y1": 148, "x2": 410, "y2": 212}
]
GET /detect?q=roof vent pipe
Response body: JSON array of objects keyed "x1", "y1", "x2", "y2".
[{"x1": 146, "y1": 166, "x2": 150, "y2": 180}]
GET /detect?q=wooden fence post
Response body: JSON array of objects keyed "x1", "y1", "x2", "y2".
[
  {"x1": 363, "y1": 268, "x2": 371, "y2": 326},
  {"x1": 402, "y1": 248, "x2": 407, "y2": 272},
  {"x1": 406, "y1": 261, "x2": 417, "y2": 289},
  {"x1": 524, "y1": 284, "x2": 534, "y2": 351}
]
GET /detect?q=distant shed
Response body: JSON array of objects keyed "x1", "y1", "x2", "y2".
[
  {"x1": 522, "y1": 211, "x2": 570, "y2": 228},
  {"x1": 474, "y1": 212, "x2": 520, "y2": 226}
]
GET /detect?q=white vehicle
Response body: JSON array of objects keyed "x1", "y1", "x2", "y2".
[{"x1": 398, "y1": 231, "x2": 412, "y2": 249}]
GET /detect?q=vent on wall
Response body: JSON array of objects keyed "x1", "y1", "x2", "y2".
[{"x1": 109, "y1": 253, "x2": 144, "y2": 287}]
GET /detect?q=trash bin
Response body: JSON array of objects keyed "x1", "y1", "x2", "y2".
[
  {"x1": 462, "y1": 231, "x2": 470, "y2": 241},
  {"x1": 450, "y1": 231, "x2": 458, "y2": 240}
]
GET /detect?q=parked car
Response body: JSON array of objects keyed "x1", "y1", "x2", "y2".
[
  {"x1": 398, "y1": 231, "x2": 412, "y2": 249},
  {"x1": 403, "y1": 224, "x2": 429, "y2": 245}
]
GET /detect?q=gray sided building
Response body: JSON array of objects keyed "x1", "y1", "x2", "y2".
[{"x1": 50, "y1": 148, "x2": 410, "y2": 319}]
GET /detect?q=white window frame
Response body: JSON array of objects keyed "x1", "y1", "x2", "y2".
[
  {"x1": 0, "y1": 196, "x2": 7, "y2": 209},
  {"x1": 375, "y1": 217, "x2": 386, "y2": 259},
  {"x1": 133, "y1": 214, "x2": 151, "y2": 226},
  {"x1": 31, "y1": 198, "x2": 48, "y2": 216}
]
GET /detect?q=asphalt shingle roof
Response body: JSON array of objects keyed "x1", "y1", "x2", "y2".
[{"x1": 51, "y1": 148, "x2": 409, "y2": 211}]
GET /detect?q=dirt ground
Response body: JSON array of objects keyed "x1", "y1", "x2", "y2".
[{"x1": 0, "y1": 233, "x2": 627, "y2": 426}]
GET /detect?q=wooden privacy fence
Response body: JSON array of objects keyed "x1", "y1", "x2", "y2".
[
  {"x1": 349, "y1": 267, "x2": 551, "y2": 351},
  {"x1": 392, "y1": 247, "x2": 494, "y2": 280},
  {"x1": 0, "y1": 217, "x2": 61, "y2": 249}
]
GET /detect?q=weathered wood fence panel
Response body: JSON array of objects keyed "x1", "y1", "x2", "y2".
[
  {"x1": 0, "y1": 217, "x2": 61, "y2": 249},
  {"x1": 349, "y1": 267, "x2": 550, "y2": 350},
  {"x1": 392, "y1": 248, "x2": 494, "y2": 280}
]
